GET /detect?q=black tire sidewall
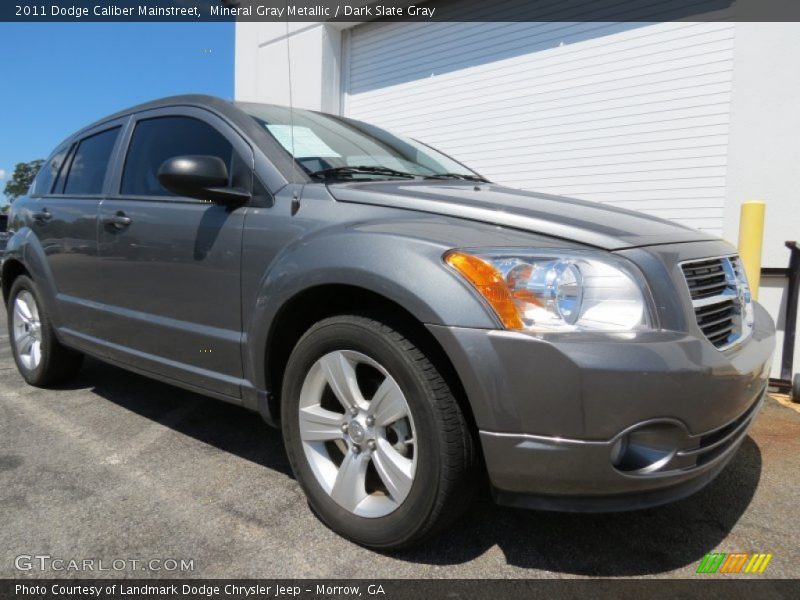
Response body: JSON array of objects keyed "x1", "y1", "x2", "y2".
[{"x1": 282, "y1": 317, "x2": 445, "y2": 548}]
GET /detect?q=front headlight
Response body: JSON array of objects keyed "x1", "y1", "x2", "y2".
[{"x1": 445, "y1": 249, "x2": 654, "y2": 333}]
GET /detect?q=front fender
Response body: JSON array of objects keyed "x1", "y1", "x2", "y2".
[{"x1": 244, "y1": 226, "x2": 498, "y2": 391}]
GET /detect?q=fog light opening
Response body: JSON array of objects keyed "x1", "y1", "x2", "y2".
[
  {"x1": 610, "y1": 422, "x2": 685, "y2": 474},
  {"x1": 610, "y1": 436, "x2": 628, "y2": 465}
]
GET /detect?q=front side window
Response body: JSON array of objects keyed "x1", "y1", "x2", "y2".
[
  {"x1": 121, "y1": 116, "x2": 234, "y2": 196},
  {"x1": 238, "y1": 103, "x2": 483, "y2": 182},
  {"x1": 63, "y1": 127, "x2": 120, "y2": 195}
]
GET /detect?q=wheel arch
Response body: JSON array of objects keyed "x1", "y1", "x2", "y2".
[
  {"x1": 261, "y1": 283, "x2": 480, "y2": 442},
  {"x1": 2, "y1": 259, "x2": 31, "y2": 306},
  {"x1": 2, "y1": 227, "x2": 60, "y2": 321}
]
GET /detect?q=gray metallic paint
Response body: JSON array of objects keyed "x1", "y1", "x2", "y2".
[
  {"x1": 483, "y1": 391, "x2": 765, "y2": 509},
  {"x1": 328, "y1": 180, "x2": 716, "y2": 250},
  {"x1": 1, "y1": 95, "x2": 776, "y2": 511},
  {"x1": 429, "y1": 302, "x2": 773, "y2": 439}
]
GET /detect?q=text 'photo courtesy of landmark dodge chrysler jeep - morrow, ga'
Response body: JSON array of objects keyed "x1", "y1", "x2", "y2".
[{"x1": 2, "y1": 96, "x2": 775, "y2": 549}]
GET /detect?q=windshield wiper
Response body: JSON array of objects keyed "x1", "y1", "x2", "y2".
[
  {"x1": 309, "y1": 165, "x2": 418, "y2": 180},
  {"x1": 308, "y1": 165, "x2": 490, "y2": 183},
  {"x1": 424, "y1": 172, "x2": 490, "y2": 183}
]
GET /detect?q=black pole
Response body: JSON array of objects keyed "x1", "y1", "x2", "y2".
[{"x1": 780, "y1": 241, "x2": 799, "y2": 382}]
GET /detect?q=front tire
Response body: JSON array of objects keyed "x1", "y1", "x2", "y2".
[
  {"x1": 7, "y1": 275, "x2": 83, "y2": 386},
  {"x1": 282, "y1": 315, "x2": 476, "y2": 549}
]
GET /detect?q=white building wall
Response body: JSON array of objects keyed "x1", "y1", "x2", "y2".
[
  {"x1": 235, "y1": 22, "x2": 344, "y2": 113},
  {"x1": 724, "y1": 23, "x2": 800, "y2": 267},
  {"x1": 345, "y1": 21, "x2": 735, "y2": 237}
]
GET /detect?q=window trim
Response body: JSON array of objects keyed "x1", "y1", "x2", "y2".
[
  {"x1": 34, "y1": 117, "x2": 129, "y2": 199},
  {"x1": 51, "y1": 143, "x2": 76, "y2": 195},
  {"x1": 61, "y1": 125, "x2": 124, "y2": 197},
  {"x1": 111, "y1": 106, "x2": 258, "y2": 205}
]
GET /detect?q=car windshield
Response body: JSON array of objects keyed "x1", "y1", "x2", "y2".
[{"x1": 238, "y1": 103, "x2": 483, "y2": 182}]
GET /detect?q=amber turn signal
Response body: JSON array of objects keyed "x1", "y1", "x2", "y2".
[{"x1": 445, "y1": 251, "x2": 523, "y2": 330}]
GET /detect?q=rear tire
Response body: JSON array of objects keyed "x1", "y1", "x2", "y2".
[
  {"x1": 7, "y1": 275, "x2": 83, "y2": 386},
  {"x1": 281, "y1": 315, "x2": 476, "y2": 549}
]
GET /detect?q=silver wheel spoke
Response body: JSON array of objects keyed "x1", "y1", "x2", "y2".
[
  {"x1": 372, "y1": 438, "x2": 414, "y2": 502},
  {"x1": 330, "y1": 451, "x2": 369, "y2": 512},
  {"x1": 368, "y1": 377, "x2": 408, "y2": 426},
  {"x1": 17, "y1": 334, "x2": 34, "y2": 355},
  {"x1": 299, "y1": 405, "x2": 345, "y2": 442},
  {"x1": 13, "y1": 302, "x2": 32, "y2": 326},
  {"x1": 31, "y1": 341, "x2": 42, "y2": 367},
  {"x1": 29, "y1": 299, "x2": 40, "y2": 322},
  {"x1": 16, "y1": 296, "x2": 34, "y2": 322},
  {"x1": 320, "y1": 351, "x2": 363, "y2": 412}
]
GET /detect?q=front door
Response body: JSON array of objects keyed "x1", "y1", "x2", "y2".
[{"x1": 95, "y1": 108, "x2": 253, "y2": 398}]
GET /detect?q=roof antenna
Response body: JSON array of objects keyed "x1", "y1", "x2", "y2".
[{"x1": 285, "y1": 5, "x2": 301, "y2": 215}]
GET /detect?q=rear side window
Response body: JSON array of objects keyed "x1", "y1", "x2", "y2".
[
  {"x1": 34, "y1": 147, "x2": 70, "y2": 195},
  {"x1": 63, "y1": 127, "x2": 120, "y2": 195},
  {"x1": 121, "y1": 116, "x2": 234, "y2": 197}
]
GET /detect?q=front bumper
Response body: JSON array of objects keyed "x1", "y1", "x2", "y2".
[
  {"x1": 427, "y1": 302, "x2": 775, "y2": 511},
  {"x1": 482, "y1": 390, "x2": 763, "y2": 511}
]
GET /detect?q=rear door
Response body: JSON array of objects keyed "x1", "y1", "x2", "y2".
[
  {"x1": 28, "y1": 122, "x2": 124, "y2": 336},
  {"x1": 95, "y1": 107, "x2": 253, "y2": 398}
]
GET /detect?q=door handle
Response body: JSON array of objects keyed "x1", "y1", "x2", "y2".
[
  {"x1": 104, "y1": 212, "x2": 132, "y2": 230},
  {"x1": 32, "y1": 209, "x2": 52, "y2": 223}
]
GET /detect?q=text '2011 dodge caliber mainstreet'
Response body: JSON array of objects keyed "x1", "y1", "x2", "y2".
[{"x1": 2, "y1": 96, "x2": 775, "y2": 549}]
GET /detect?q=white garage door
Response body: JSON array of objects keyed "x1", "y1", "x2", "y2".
[{"x1": 344, "y1": 20, "x2": 735, "y2": 236}]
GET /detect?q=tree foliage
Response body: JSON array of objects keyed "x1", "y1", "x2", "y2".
[{"x1": 3, "y1": 159, "x2": 44, "y2": 202}]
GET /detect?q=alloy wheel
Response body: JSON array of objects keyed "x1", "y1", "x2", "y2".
[
  {"x1": 298, "y1": 350, "x2": 417, "y2": 518},
  {"x1": 12, "y1": 290, "x2": 43, "y2": 371}
]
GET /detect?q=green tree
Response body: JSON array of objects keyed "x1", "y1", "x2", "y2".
[{"x1": 3, "y1": 159, "x2": 44, "y2": 203}]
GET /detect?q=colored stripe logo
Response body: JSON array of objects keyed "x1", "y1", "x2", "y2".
[{"x1": 697, "y1": 552, "x2": 773, "y2": 574}]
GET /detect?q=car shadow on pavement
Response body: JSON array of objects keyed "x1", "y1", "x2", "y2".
[
  {"x1": 394, "y1": 437, "x2": 762, "y2": 576},
  {"x1": 59, "y1": 358, "x2": 761, "y2": 577},
  {"x1": 58, "y1": 358, "x2": 294, "y2": 478}
]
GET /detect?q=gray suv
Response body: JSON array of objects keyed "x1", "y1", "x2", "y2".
[{"x1": 2, "y1": 95, "x2": 775, "y2": 549}]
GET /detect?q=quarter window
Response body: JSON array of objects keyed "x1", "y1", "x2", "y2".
[
  {"x1": 121, "y1": 116, "x2": 234, "y2": 197},
  {"x1": 63, "y1": 127, "x2": 120, "y2": 195},
  {"x1": 34, "y1": 146, "x2": 69, "y2": 195}
]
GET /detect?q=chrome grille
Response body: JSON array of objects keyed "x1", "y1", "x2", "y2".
[
  {"x1": 680, "y1": 256, "x2": 753, "y2": 350},
  {"x1": 682, "y1": 258, "x2": 728, "y2": 298}
]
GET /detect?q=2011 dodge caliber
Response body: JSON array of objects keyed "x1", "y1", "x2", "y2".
[{"x1": 2, "y1": 95, "x2": 775, "y2": 549}]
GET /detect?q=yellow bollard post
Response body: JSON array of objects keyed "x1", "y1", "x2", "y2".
[{"x1": 737, "y1": 200, "x2": 766, "y2": 301}]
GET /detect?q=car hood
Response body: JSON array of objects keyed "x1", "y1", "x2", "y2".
[{"x1": 327, "y1": 181, "x2": 715, "y2": 250}]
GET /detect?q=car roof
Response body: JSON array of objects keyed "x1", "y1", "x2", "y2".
[
  {"x1": 53, "y1": 95, "x2": 304, "y2": 185},
  {"x1": 67, "y1": 94, "x2": 238, "y2": 140}
]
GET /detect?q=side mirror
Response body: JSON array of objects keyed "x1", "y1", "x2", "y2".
[{"x1": 157, "y1": 155, "x2": 250, "y2": 206}]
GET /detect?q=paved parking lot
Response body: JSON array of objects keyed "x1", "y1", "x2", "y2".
[{"x1": 1, "y1": 316, "x2": 799, "y2": 579}]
